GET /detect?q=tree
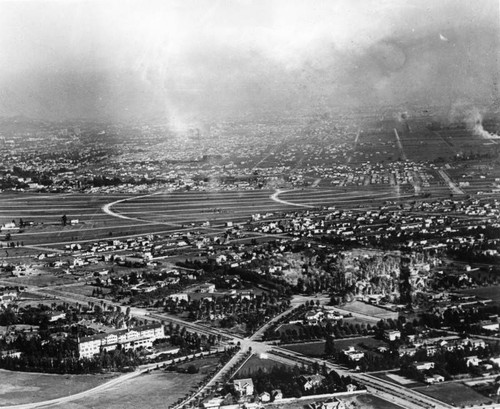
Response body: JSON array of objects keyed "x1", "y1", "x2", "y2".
[
  {"x1": 61, "y1": 215, "x2": 67, "y2": 226},
  {"x1": 325, "y1": 335, "x2": 336, "y2": 357}
]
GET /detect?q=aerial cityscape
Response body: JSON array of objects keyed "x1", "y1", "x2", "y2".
[{"x1": 0, "y1": 1, "x2": 499, "y2": 408}]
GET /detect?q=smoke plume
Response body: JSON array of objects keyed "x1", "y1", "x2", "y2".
[{"x1": 466, "y1": 108, "x2": 499, "y2": 139}]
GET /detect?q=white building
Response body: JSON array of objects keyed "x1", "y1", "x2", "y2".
[{"x1": 78, "y1": 323, "x2": 164, "y2": 359}]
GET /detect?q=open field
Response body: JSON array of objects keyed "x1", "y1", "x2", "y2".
[
  {"x1": 371, "y1": 371, "x2": 424, "y2": 388},
  {"x1": 43, "y1": 370, "x2": 207, "y2": 409},
  {"x1": 339, "y1": 301, "x2": 398, "y2": 320},
  {"x1": 234, "y1": 354, "x2": 290, "y2": 378},
  {"x1": 282, "y1": 337, "x2": 388, "y2": 358},
  {"x1": 282, "y1": 341, "x2": 325, "y2": 357},
  {"x1": 332, "y1": 336, "x2": 387, "y2": 351},
  {"x1": 173, "y1": 356, "x2": 221, "y2": 374},
  {"x1": 52, "y1": 283, "x2": 105, "y2": 298},
  {"x1": 413, "y1": 382, "x2": 492, "y2": 406},
  {"x1": 0, "y1": 369, "x2": 116, "y2": 405},
  {"x1": 5, "y1": 273, "x2": 77, "y2": 287},
  {"x1": 458, "y1": 285, "x2": 500, "y2": 303}
]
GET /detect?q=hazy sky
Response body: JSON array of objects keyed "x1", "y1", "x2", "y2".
[{"x1": 0, "y1": 0, "x2": 498, "y2": 121}]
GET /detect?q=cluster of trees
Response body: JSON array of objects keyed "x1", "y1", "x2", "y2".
[
  {"x1": 400, "y1": 344, "x2": 500, "y2": 382},
  {"x1": 177, "y1": 255, "x2": 295, "y2": 298},
  {"x1": 420, "y1": 303, "x2": 500, "y2": 335},
  {"x1": 234, "y1": 364, "x2": 361, "y2": 399},
  {"x1": 265, "y1": 307, "x2": 407, "y2": 343},
  {"x1": 162, "y1": 292, "x2": 290, "y2": 335},
  {"x1": 163, "y1": 322, "x2": 219, "y2": 352},
  {"x1": 273, "y1": 320, "x2": 375, "y2": 344}
]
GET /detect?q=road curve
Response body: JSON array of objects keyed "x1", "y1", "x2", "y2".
[{"x1": 270, "y1": 189, "x2": 314, "y2": 208}]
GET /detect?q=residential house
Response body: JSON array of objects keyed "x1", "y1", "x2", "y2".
[
  {"x1": 259, "y1": 392, "x2": 270, "y2": 403},
  {"x1": 412, "y1": 361, "x2": 435, "y2": 371},
  {"x1": 384, "y1": 330, "x2": 401, "y2": 341},
  {"x1": 465, "y1": 356, "x2": 481, "y2": 367},
  {"x1": 233, "y1": 378, "x2": 254, "y2": 396},
  {"x1": 271, "y1": 389, "x2": 283, "y2": 401},
  {"x1": 343, "y1": 346, "x2": 365, "y2": 361},
  {"x1": 425, "y1": 374, "x2": 445, "y2": 384},
  {"x1": 300, "y1": 374, "x2": 325, "y2": 391}
]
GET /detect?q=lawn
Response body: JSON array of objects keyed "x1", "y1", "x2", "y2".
[
  {"x1": 54, "y1": 284, "x2": 109, "y2": 298},
  {"x1": 234, "y1": 354, "x2": 291, "y2": 378},
  {"x1": 0, "y1": 369, "x2": 116, "y2": 405},
  {"x1": 371, "y1": 371, "x2": 424, "y2": 388},
  {"x1": 43, "y1": 370, "x2": 207, "y2": 409},
  {"x1": 340, "y1": 301, "x2": 398, "y2": 320},
  {"x1": 282, "y1": 341, "x2": 325, "y2": 357},
  {"x1": 459, "y1": 285, "x2": 500, "y2": 303},
  {"x1": 281, "y1": 337, "x2": 387, "y2": 358},
  {"x1": 174, "y1": 356, "x2": 221, "y2": 374},
  {"x1": 7, "y1": 273, "x2": 76, "y2": 287},
  {"x1": 414, "y1": 382, "x2": 492, "y2": 407}
]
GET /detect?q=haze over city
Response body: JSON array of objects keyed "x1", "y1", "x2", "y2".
[{"x1": 0, "y1": 0, "x2": 498, "y2": 122}]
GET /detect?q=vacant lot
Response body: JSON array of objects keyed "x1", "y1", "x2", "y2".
[
  {"x1": 234, "y1": 354, "x2": 290, "y2": 378},
  {"x1": 44, "y1": 370, "x2": 207, "y2": 409},
  {"x1": 0, "y1": 369, "x2": 115, "y2": 405},
  {"x1": 414, "y1": 382, "x2": 492, "y2": 407}
]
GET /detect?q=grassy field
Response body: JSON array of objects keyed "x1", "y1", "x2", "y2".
[
  {"x1": 0, "y1": 369, "x2": 116, "y2": 405},
  {"x1": 332, "y1": 336, "x2": 387, "y2": 351},
  {"x1": 268, "y1": 393, "x2": 404, "y2": 409},
  {"x1": 54, "y1": 283, "x2": 108, "y2": 298},
  {"x1": 414, "y1": 382, "x2": 492, "y2": 406},
  {"x1": 234, "y1": 354, "x2": 290, "y2": 378},
  {"x1": 282, "y1": 336, "x2": 387, "y2": 358},
  {"x1": 371, "y1": 371, "x2": 424, "y2": 388},
  {"x1": 174, "y1": 356, "x2": 221, "y2": 374},
  {"x1": 459, "y1": 285, "x2": 500, "y2": 303},
  {"x1": 282, "y1": 341, "x2": 325, "y2": 357},
  {"x1": 340, "y1": 301, "x2": 398, "y2": 319},
  {"x1": 44, "y1": 370, "x2": 207, "y2": 409},
  {"x1": 6, "y1": 273, "x2": 77, "y2": 287}
]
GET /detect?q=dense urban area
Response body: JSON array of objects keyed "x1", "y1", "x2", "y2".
[{"x1": 1, "y1": 103, "x2": 500, "y2": 409}]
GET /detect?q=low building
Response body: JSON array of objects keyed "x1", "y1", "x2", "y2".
[
  {"x1": 412, "y1": 361, "x2": 435, "y2": 371},
  {"x1": 259, "y1": 392, "x2": 270, "y2": 402},
  {"x1": 465, "y1": 356, "x2": 481, "y2": 367},
  {"x1": 300, "y1": 374, "x2": 325, "y2": 391},
  {"x1": 425, "y1": 374, "x2": 445, "y2": 384},
  {"x1": 271, "y1": 389, "x2": 283, "y2": 400},
  {"x1": 233, "y1": 378, "x2": 254, "y2": 396},
  {"x1": 343, "y1": 346, "x2": 365, "y2": 361},
  {"x1": 384, "y1": 329, "x2": 401, "y2": 341}
]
